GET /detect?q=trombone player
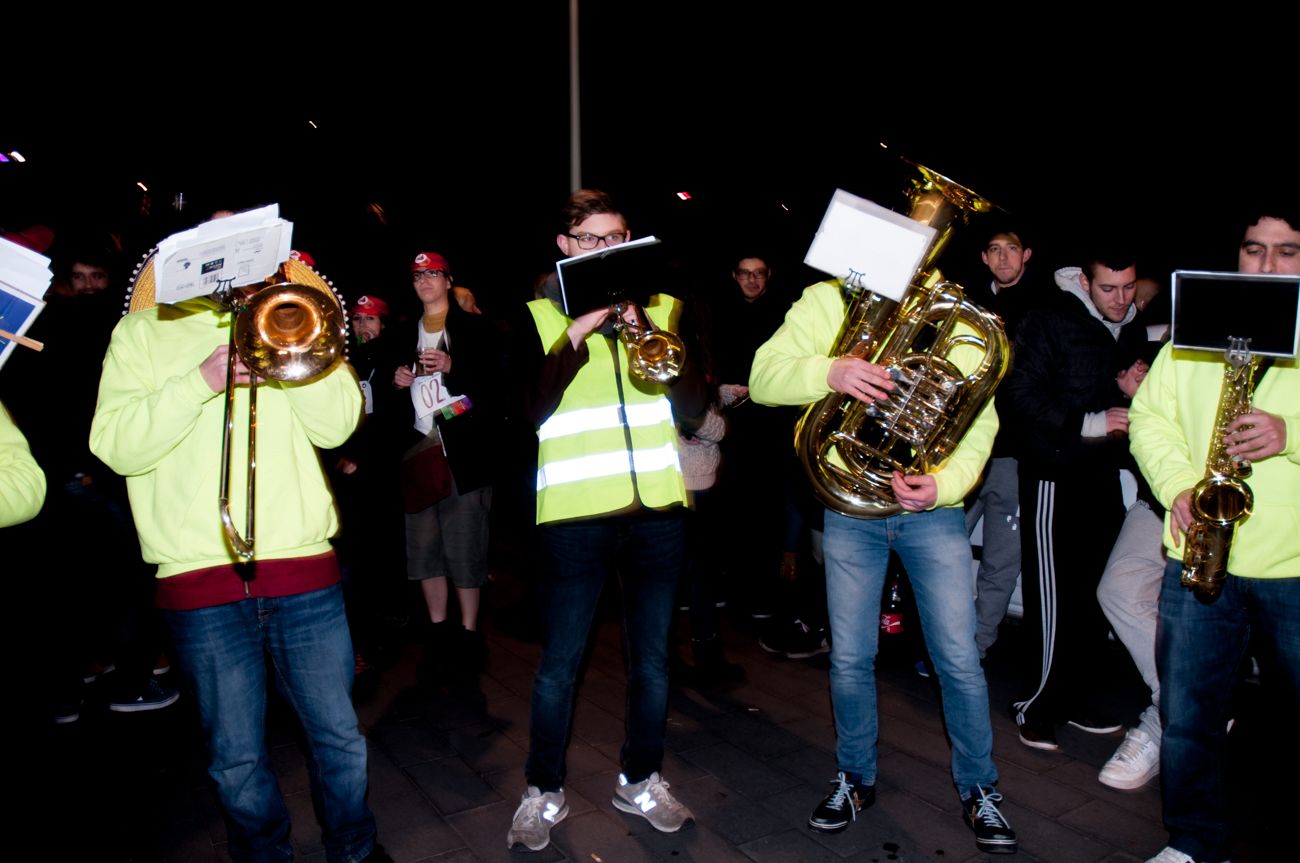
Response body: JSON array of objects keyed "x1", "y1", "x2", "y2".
[{"x1": 89, "y1": 246, "x2": 391, "y2": 863}]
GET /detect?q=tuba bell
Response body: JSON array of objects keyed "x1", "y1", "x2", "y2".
[{"x1": 795, "y1": 162, "x2": 1010, "y2": 518}]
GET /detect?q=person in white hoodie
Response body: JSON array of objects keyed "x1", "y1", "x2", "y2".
[{"x1": 998, "y1": 251, "x2": 1149, "y2": 753}]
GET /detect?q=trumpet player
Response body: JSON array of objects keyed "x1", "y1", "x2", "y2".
[
  {"x1": 1129, "y1": 206, "x2": 1300, "y2": 863},
  {"x1": 89, "y1": 255, "x2": 390, "y2": 863},
  {"x1": 750, "y1": 278, "x2": 1015, "y2": 854},
  {"x1": 507, "y1": 189, "x2": 706, "y2": 852}
]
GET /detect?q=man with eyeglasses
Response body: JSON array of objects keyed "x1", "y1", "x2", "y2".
[{"x1": 507, "y1": 189, "x2": 707, "y2": 852}]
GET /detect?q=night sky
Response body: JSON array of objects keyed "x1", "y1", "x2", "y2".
[{"x1": 4, "y1": 7, "x2": 1295, "y2": 314}]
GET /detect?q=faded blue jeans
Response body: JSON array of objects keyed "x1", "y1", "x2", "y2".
[
  {"x1": 165, "y1": 584, "x2": 377, "y2": 863},
  {"x1": 824, "y1": 506, "x2": 997, "y2": 794},
  {"x1": 526, "y1": 512, "x2": 684, "y2": 791}
]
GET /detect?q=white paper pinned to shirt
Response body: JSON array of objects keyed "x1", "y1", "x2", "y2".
[
  {"x1": 804, "y1": 189, "x2": 935, "y2": 302},
  {"x1": 154, "y1": 204, "x2": 294, "y2": 304}
]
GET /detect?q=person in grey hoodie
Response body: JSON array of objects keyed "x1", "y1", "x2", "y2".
[{"x1": 998, "y1": 252, "x2": 1149, "y2": 753}]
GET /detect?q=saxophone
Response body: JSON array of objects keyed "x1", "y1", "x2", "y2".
[
  {"x1": 1180, "y1": 338, "x2": 1261, "y2": 602},
  {"x1": 795, "y1": 162, "x2": 1009, "y2": 518}
]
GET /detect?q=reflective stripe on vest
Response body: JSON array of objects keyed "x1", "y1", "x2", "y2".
[
  {"x1": 537, "y1": 441, "x2": 680, "y2": 490},
  {"x1": 537, "y1": 400, "x2": 675, "y2": 443}
]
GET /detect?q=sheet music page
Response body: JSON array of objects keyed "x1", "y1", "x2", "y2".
[
  {"x1": 0, "y1": 237, "x2": 53, "y2": 370},
  {"x1": 155, "y1": 204, "x2": 294, "y2": 304},
  {"x1": 804, "y1": 189, "x2": 935, "y2": 302}
]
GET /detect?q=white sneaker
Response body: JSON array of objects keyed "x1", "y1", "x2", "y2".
[
  {"x1": 612, "y1": 772, "x2": 694, "y2": 832},
  {"x1": 1099, "y1": 727, "x2": 1160, "y2": 790},
  {"x1": 1144, "y1": 845, "x2": 1227, "y2": 863},
  {"x1": 506, "y1": 786, "x2": 568, "y2": 851}
]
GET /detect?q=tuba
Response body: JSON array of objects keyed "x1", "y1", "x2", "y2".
[
  {"x1": 126, "y1": 253, "x2": 346, "y2": 561},
  {"x1": 795, "y1": 163, "x2": 1009, "y2": 518},
  {"x1": 1180, "y1": 337, "x2": 1260, "y2": 602}
]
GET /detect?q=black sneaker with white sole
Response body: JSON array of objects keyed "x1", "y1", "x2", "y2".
[
  {"x1": 962, "y1": 786, "x2": 1017, "y2": 854},
  {"x1": 808, "y1": 771, "x2": 874, "y2": 832}
]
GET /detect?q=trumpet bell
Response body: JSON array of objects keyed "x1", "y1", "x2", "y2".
[
  {"x1": 234, "y1": 282, "x2": 346, "y2": 382},
  {"x1": 624, "y1": 329, "x2": 685, "y2": 384}
]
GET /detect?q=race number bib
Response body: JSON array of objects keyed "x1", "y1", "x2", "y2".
[
  {"x1": 411, "y1": 373, "x2": 472, "y2": 421},
  {"x1": 359, "y1": 379, "x2": 375, "y2": 415}
]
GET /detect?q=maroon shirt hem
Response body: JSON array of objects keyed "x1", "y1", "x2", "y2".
[{"x1": 155, "y1": 552, "x2": 341, "y2": 611}]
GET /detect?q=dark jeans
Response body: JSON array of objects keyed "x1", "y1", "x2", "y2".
[
  {"x1": 165, "y1": 584, "x2": 377, "y2": 863},
  {"x1": 525, "y1": 512, "x2": 685, "y2": 790},
  {"x1": 1157, "y1": 559, "x2": 1300, "y2": 861}
]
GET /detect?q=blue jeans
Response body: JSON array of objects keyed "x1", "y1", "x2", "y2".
[
  {"x1": 526, "y1": 512, "x2": 684, "y2": 791},
  {"x1": 824, "y1": 506, "x2": 997, "y2": 793},
  {"x1": 1157, "y1": 558, "x2": 1300, "y2": 862},
  {"x1": 165, "y1": 584, "x2": 377, "y2": 863}
]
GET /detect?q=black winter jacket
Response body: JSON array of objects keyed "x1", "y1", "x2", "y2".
[{"x1": 999, "y1": 286, "x2": 1148, "y2": 479}]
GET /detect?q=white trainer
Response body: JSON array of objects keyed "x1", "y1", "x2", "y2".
[
  {"x1": 506, "y1": 786, "x2": 568, "y2": 851},
  {"x1": 612, "y1": 772, "x2": 694, "y2": 832},
  {"x1": 1144, "y1": 847, "x2": 1228, "y2": 863},
  {"x1": 1099, "y1": 727, "x2": 1160, "y2": 790}
]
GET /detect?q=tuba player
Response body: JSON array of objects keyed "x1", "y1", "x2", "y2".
[{"x1": 750, "y1": 272, "x2": 1015, "y2": 854}]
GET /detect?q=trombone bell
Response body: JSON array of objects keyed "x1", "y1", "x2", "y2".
[{"x1": 220, "y1": 276, "x2": 347, "y2": 562}]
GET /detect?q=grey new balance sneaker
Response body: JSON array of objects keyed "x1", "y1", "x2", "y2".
[
  {"x1": 506, "y1": 786, "x2": 568, "y2": 851},
  {"x1": 611, "y1": 772, "x2": 694, "y2": 832}
]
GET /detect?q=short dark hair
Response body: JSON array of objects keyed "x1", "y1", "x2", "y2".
[
  {"x1": 732, "y1": 254, "x2": 770, "y2": 272},
  {"x1": 59, "y1": 245, "x2": 115, "y2": 282},
  {"x1": 983, "y1": 221, "x2": 1030, "y2": 250},
  {"x1": 560, "y1": 189, "x2": 623, "y2": 232},
  {"x1": 1079, "y1": 245, "x2": 1137, "y2": 284},
  {"x1": 1238, "y1": 202, "x2": 1300, "y2": 237}
]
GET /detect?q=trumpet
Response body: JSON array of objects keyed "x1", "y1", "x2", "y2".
[
  {"x1": 217, "y1": 262, "x2": 346, "y2": 561},
  {"x1": 612, "y1": 300, "x2": 685, "y2": 385}
]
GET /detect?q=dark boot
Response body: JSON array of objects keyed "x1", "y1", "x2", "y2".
[
  {"x1": 690, "y1": 636, "x2": 744, "y2": 685},
  {"x1": 420, "y1": 619, "x2": 454, "y2": 684}
]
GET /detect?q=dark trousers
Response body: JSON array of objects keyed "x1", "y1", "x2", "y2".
[{"x1": 1013, "y1": 472, "x2": 1125, "y2": 724}]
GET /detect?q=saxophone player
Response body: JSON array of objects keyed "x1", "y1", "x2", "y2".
[
  {"x1": 750, "y1": 277, "x2": 1015, "y2": 854},
  {"x1": 1129, "y1": 207, "x2": 1300, "y2": 863}
]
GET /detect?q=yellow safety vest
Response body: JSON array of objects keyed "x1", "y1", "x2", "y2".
[{"x1": 527, "y1": 297, "x2": 686, "y2": 524}]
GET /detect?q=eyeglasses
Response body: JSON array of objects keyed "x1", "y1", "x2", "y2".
[
  {"x1": 412, "y1": 269, "x2": 448, "y2": 281},
  {"x1": 565, "y1": 232, "x2": 627, "y2": 250},
  {"x1": 735, "y1": 269, "x2": 770, "y2": 280}
]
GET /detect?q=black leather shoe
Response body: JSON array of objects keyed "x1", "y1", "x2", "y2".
[{"x1": 808, "y1": 772, "x2": 875, "y2": 833}]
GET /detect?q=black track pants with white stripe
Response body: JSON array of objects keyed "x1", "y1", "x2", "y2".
[{"x1": 1012, "y1": 472, "x2": 1125, "y2": 724}]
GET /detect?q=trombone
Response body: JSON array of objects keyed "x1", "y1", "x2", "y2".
[{"x1": 217, "y1": 262, "x2": 346, "y2": 561}]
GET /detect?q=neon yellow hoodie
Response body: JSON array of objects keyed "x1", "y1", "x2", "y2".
[
  {"x1": 1130, "y1": 343, "x2": 1300, "y2": 578},
  {"x1": 749, "y1": 280, "x2": 998, "y2": 510},
  {"x1": 90, "y1": 299, "x2": 362, "y2": 578},
  {"x1": 0, "y1": 402, "x2": 46, "y2": 528}
]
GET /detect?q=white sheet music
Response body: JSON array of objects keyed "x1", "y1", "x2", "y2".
[{"x1": 155, "y1": 204, "x2": 294, "y2": 304}]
